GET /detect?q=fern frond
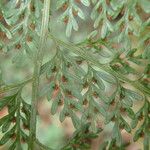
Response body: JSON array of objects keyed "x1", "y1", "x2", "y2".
[{"x1": 0, "y1": 89, "x2": 30, "y2": 149}]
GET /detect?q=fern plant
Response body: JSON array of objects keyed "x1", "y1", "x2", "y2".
[{"x1": 0, "y1": 0, "x2": 150, "y2": 150}]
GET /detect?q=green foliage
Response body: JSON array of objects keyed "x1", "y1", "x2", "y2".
[
  {"x1": 0, "y1": 89, "x2": 30, "y2": 149},
  {"x1": 62, "y1": 123, "x2": 102, "y2": 150},
  {"x1": 0, "y1": 0, "x2": 150, "y2": 150},
  {"x1": 56, "y1": 0, "x2": 90, "y2": 36}
]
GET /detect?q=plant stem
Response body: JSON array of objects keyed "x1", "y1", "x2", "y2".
[
  {"x1": 0, "y1": 78, "x2": 32, "y2": 95},
  {"x1": 28, "y1": 0, "x2": 50, "y2": 149},
  {"x1": 0, "y1": 60, "x2": 51, "y2": 95},
  {"x1": 16, "y1": 89, "x2": 22, "y2": 149}
]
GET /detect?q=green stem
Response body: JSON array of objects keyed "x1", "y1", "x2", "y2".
[
  {"x1": 0, "y1": 60, "x2": 51, "y2": 95},
  {"x1": 0, "y1": 78, "x2": 32, "y2": 95},
  {"x1": 28, "y1": 0, "x2": 51, "y2": 149},
  {"x1": 49, "y1": 34, "x2": 150, "y2": 96},
  {"x1": 16, "y1": 89, "x2": 22, "y2": 149}
]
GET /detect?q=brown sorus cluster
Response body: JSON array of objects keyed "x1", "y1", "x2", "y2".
[
  {"x1": 83, "y1": 98, "x2": 88, "y2": 105},
  {"x1": 65, "y1": 90, "x2": 72, "y2": 97},
  {"x1": 15, "y1": 1, "x2": 21, "y2": 9},
  {"x1": 114, "y1": 11, "x2": 124, "y2": 22},
  {"x1": 86, "y1": 44, "x2": 92, "y2": 48},
  {"x1": 97, "y1": 6, "x2": 102, "y2": 13},
  {"x1": 58, "y1": 99, "x2": 64, "y2": 106},
  {"x1": 146, "y1": 68, "x2": 150, "y2": 75},
  {"x1": 112, "y1": 144, "x2": 118, "y2": 149},
  {"x1": 138, "y1": 114, "x2": 144, "y2": 121},
  {"x1": 143, "y1": 78, "x2": 150, "y2": 84},
  {"x1": 51, "y1": 66, "x2": 57, "y2": 72},
  {"x1": 63, "y1": 16, "x2": 69, "y2": 24},
  {"x1": 87, "y1": 114, "x2": 91, "y2": 121},
  {"x1": 61, "y1": 2, "x2": 68, "y2": 11},
  {"x1": 19, "y1": 13, "x2": 25, "y2": 20},
  {"x1": 0, "y1": 13, "x2": 8, "y2": 26},
  {"x1": 21, "y1": 137, "x2": 26, "y2": 143},
  {"x1": 26, "y1": 36, "x2": 32, "y2": 42},
  {"x1": 29, "y1": 23, "x2": 36, "y2": 30},
  {"x1": 53, "y1": 84, "x2": 59, "y2": 90},
  {"x1": 76, "y1": 60, "x2": 82, "y2": 65},
  {"x1": 128, "y1": 15, "x2": 134, "y2": 21},
  {"x1": 66, "y1": 62, "x2": 71, "y2": 68},
  {"x1": 15, "y1": 43, "x2": 22, "y2": 49},
  {"x1": 75, "y1": 0, "x2": 81, "y2": 3},
  {"x1": 84, "y1": 127, "x2": 89, "y2": 134},
  {"x1": 120, "y1": 93, "x2": 125, "y2": 99},
  {"x1": 72, "y1": 144, "x2": 80, "y2": 149},
  {"x1": 119, "y1": 123, "x2": 125, "y2": 130},
  {"x1": 106, "y1": 0, "x2": 110, "y2": 6},
  {"x1": 0, "y1": 13, "x2": 3, "y2": 21},
  {"x1": 110, "y1": 99, "x2": 115, "y2": 106},
  {"x1": 18, "y1": 28, "x2": 23, "y2": 35},
  {"x1": 128, "y1": 31, "x2": 133, "y2": 35},
  {"x1": 21, "y1": 107, "x2": 25, "y2": 113},
  {"x1": 73, "y1": 9, "x2": 78, "y2": 17},
  {"x1": 144, "y1": 39, "x2": 150, "y2": 45},
  {"x1": 65, "y1": 112, "x2": 70, "y2": 117},
  {"x1": 30, "y1": 4, "x2": 35, "y2": 12},
  {"x1": 120, "y1": 7, "x2": 125, "y2": 16},
  {"x1": 120, "y1": 23, "x2": 125, "y2": 32},
  {"x1": 94, "y1": 107, "x2": 99, "y2": 113},
  {"x1": 69, "y1": 104, "x2": 75, "y2": 109},
  {"x1": 102, "y1": 37, "x2": 108, "y2": 42},
  {"x1": 23, "y1": 123, "x2": 29, "y2": 130},
  {"x1": 61, "y1": 75, "x2": 68, "y2": 83},
  {"x1": 11, "y1": 117, "x2": 16, "y2": 123},
  {"x1": 112, "y1": 63, "x2": 122, "y2": 70},
  {"x1": 21, "y1": 106, "x2": 28, "y2": 114},
  {"x1": 83, "y1": 81, "x2": 89, "y2": 88},
  {"x1": 120, "y1": 107, "x2": 126, "y2": 113},
  {"x1": 139, "y1": 131, "x2": 144, "y2": 138},
  {"x1": 0, "y1": 31, "x2": 7, "y2": 41},
  {"x1": 11, "y1": 133, "x2": 16, "y2": 140},
  {"x1": 92, "y1": 77, "x2": 97, "y2": 84},
  {"x1": 93, "y1": 91, "x2": 98, "y2": 98},
  {"x1": 124, "y1": 60, "x2": 130, "y2": 66},
  {"x1": 107, "y1": 14, "x2": 113, "y2": 21},
  {"x1": 111, "y1": 116, "x2": 116, "y2": 122}
]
